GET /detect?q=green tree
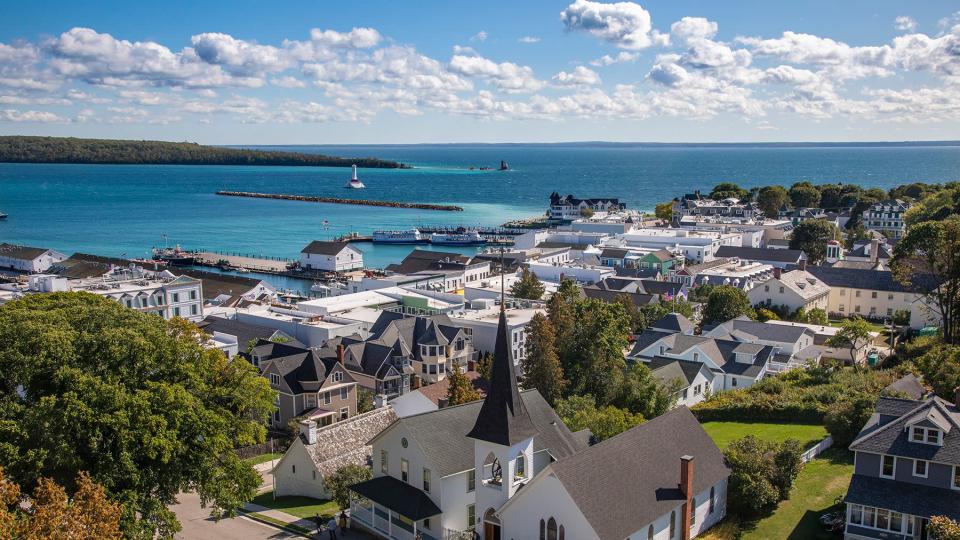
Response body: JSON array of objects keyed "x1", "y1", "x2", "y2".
[
  {"x1": 827, "y1": 316, "x2": 874, "y2": 370},
  {"x1": 510, "y1": 267, "x2": 546, "y2": 300},
  {"x1": 615, "y1": 362, "x2": 681, "y2": 419},
  {"x1": 325, "y1": 464, "x2": 372, "y2": 510},
  {"x1": 757, "y1": 185, "x2": 789, "y2": 219},
  {"x1": 703, "y1": 285, "x2": 754, "y2": 325},
  {"x1": 824, "y1": 398, "x2": 874, "y2": 446},
  {"x1": 521, "y1": 313, "x2": 567, "y2": 405},
  {"x1": 789, "y1": 182, "x2": 821, "y2": 208},
  {"x1": 566, "y1": 299, "x2": 631, "y2": 405},
  {"x1": 892, "y1": 216, "x2": 960, "y2": 344},
  {"x1": 655, "y1": 201, "x2": 674, "y2": 222},
  {"x1": 709, "y1": 182, "x2": 749, "y2": 201},
  {"x1": 755, "y1": 307, "x2": 781, "y2": 322},
  {"x1": 0, "y1": 293, "x2": 276, "y2": 538},
  {"x1": 929, "y1": 516, "x2": 960, "y2": 540},
  {"x1": 356, "y1": 387, "x2": 375, "y2": 414},
  {"x1": 893, "y1": 309, "x2": 912, "y2": 327},
  {"x1": 771, "y1": 439, "x2": 804, "y2": 500},
  {"x1": 818, "y1": 184, "x2": 843, "y2": 210},
  {"x1": 580, "y1": 207, "x2": 594, "y2": 219},
  {"x1": 555, "y1": 395, "x2": 644, "y2": 442},
  {"x1": 547, "y1": 279, "x2": 580, "y2": 370},
  {"x1": 447, "y1": 365, "x2": 482, "y2": 406},
  {"x1": 806, "y1": 307, "x2": 828, "y2": 325},
  {"x1": 476, "y1": 352, "x2": 493, "y2": 382},
  {"x1": 724, "y1": 436, "x2": 804, "y2": 518},
  {"x1": 789, "y1": 219, "x2": 840, "y2": 264}
]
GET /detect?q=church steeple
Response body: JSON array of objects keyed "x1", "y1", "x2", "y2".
[{"x1": 466, "y1": 306, "x2": 538, "y2": 446}]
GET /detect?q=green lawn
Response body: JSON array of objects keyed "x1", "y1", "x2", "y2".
[
  {"x1": 701, "y1": 449, "x2": 854, "y2": 540},
  {"x1": 701, "y1": 421, "x2": 829, "y2": 450},
  {"x1": 244, "y1": 453, "x2": 283, "y2": 466},
  {"x1": 250, "y1": 492, "x2": 339, "y2": 520}
]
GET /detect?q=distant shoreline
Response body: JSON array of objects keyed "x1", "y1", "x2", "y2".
[{"x1": 235, "y1": 140, "x2": 960, "y2": 149}]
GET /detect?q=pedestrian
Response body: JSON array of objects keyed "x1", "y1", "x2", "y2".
[
  {"x1": 338, "y1": 509, "x2": 348, "y2": 530},
  {"x1": 327, "y1": 516, "x2": 338, "y2": 540},
  {"x1": 314, "y1": 513, "x2": 323, "y2": 536}
]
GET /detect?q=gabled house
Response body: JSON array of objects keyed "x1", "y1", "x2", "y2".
[
  {"x1": 300, "y1": 240, "x2": 364, "y2": 272},
  {"x1": 747, "y1": 268, "x2": 829, "y2": 314},
  {"x1": 648, "y1": 358, "x2": 716, "y2": 407},
  {"x1": 704, "y1": 316, "x2": 821, "y2": 372},
  {"x1": 806, "y1": 266, "x2": 941, "y2": 328},
  {"x1": 844, "y1": 393, "x2": 960, "y2": 539},
  {"x1": 254, "y1": 340, "x2": 358, "y2": 429},
  {"x1": 0, "y1": 243, "x2": 66, "y2": 272}
]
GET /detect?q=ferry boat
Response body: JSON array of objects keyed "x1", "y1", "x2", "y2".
[
  {"x1": 345, "y1": 164, "x2": 365, "y2": 189},
  {"x1": 372, "y1": 229, "x2": 426, "y2": 244},
  {"x1": 431, "y1": 230, "x2": 487, "y2": 245},
  {"x1": 152, "y1": 245, "x2": 196, "y2": 266}
]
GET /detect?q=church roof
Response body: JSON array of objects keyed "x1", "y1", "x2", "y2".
[{"x1": 466, "y1": 308, "x2": 539, "y2": 446}]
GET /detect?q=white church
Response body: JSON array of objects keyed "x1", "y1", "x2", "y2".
[{"x1": 348, "y1": 307, "x2": 731, "y2": 540}]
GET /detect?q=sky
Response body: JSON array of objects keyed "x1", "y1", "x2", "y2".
[{"x1": 0, "y1": 0, "x2": 959, "y2": 144}]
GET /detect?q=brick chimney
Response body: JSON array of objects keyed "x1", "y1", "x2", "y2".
[
  {"x1": 336, "y1": 344, "x2": 345, "y2": 364},
  {"x1": 798, "y1": 257, "x2": 807, "y2": 271},
  {"x1": 299, "y1": 419, "x2": 317, "y2": 445},
  {"x1": 680, "y1": 455, "x2": 694, "y2": 540},
  {"x1": 870, "y1": 238, "x2": 879, "y2": 264},
  {"x1": 773, "y1": 266, "x2": 782, "y2": 279}
]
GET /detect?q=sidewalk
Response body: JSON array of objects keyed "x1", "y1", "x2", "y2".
[{"x1": 241, "y1": 502, "x2": 375, "y2": 539}]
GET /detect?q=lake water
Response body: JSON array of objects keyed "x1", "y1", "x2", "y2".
[{"x1": 2, "y1": 143, "x2": 959, "y2": 288}]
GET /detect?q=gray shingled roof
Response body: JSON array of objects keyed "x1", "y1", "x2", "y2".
[
  {"x1": 549, "y1": 407, "x2": 729, "y2": 540},
  {"x1": 715, "y1": 245, "x2": 805, "y2": 263},
  {"x1": 648, "y1": 357, "x2": 704, "y2": 388},
  {"x1": 709, "y1": 317, "x2": 812, "y2": 344},
  {"x1": 0, "y1": 243, "x2": 54, "y2": 261},
  {"x1": 806, "y1": 265, "x2": 938, "y2": 293},
  {"x1": 650, "y1": 313, "x2": 694, "y2": 334},
  {"x1": 883, "y1": 374, "x2": 926, "y2": 400},
  {"x1": 197, "y1": 316, "x2": 278, "y2": 351},
  {"x1": 851, "y1": 396, "x2": 960, "y2": 465},
  {"x1": 846, "y1": 474, "x2": 960, "y2": 521},
  {"x1": 350, "y1": 474, "x2": 442, "y2": 520},
  {"x1": 301, "y1": 240, "x2": 352, "y2": 256},
  {"x1": 376, "y1": 390, "x2": 585, "y2": 478}
]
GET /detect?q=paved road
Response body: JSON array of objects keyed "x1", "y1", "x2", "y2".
[{"x1": 172, "y1": 490, "x2": 305, "y2": 540}]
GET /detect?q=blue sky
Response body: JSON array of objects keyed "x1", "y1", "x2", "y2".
[{"x1": 0, "y1": 0, "x2": 958, "y2": 143}]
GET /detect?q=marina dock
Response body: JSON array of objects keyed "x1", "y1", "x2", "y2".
[
  {"x1": 191, "y1": 251, "x2": 292, "y2": 273},
  {"x1": 215, "y1": 191, "x2": 464, "y2": 212}
]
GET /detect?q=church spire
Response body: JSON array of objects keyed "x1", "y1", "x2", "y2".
[{"x1": 466, "y1": 292, "x2": 538, "y2": 446}]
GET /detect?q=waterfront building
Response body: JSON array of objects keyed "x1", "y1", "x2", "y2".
[
  {"x1": 864, "y1": 199, "x2": 911, "y2": 239},
  {"x1": 0, "y1": 243, "x2": 67, "y2": 273},
  {"x1": 548, "y1": 192, "x2": 625, "y2": 221},
  {"x1": 299, "y1": 240, "x2": 364, "y2": 272},
  {"x1": 606, "y1": 228, "x2": 743, "y2": 264},
  {"x1": 672, "y1": 191, "x2": 759, "y2": 220}
]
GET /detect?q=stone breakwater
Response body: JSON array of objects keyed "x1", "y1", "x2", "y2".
[{"x1": 215, "y1": 191, "x2": 464, "y2": 211}]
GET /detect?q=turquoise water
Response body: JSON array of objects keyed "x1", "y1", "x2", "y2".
[{"x1": 1, "y1": 143, "x2": 959, "y2": 276}]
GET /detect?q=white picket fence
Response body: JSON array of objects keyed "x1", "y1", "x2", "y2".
[{"x1": 801, "y1": 435, "x2": 834, "y2": 463}]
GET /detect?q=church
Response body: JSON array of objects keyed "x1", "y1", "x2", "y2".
[{"x1": 348, "y1": 305, "x2": 731, "y2": 540}]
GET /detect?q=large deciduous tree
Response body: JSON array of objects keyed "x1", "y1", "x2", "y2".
[
  {"x1": 789, "y1": 219, "x2": 840, "y2": 264},
  {"x1": 565, "y1": 299, "x2": 631, "y2": 405},
  {"x1": 703, "y1": 285, "x2": 754, "y2": 325},
  {"x1": 655, "y1": 201, "x2": 674, "y2": 222},
  {"x1": 892, "y1": 216, "x2": 960, "y2": 344},
  {"x1": 788, "y1": 182, "x2": 821, "y2": 208},
  {"x1": 521, "y1": 313, "x2": 566, "y2": 405},
  {"x1": 0, "y1": 293, "x2": 276, "y2": 538},
  {"x1": 555, "y1": 395, "x2": 644, "y2": 442},
  {"x1": 756, "y1": 185, "x2": 789, "y2": 219},
  {"x1": 826, "y1": 316, "x2": 874, "y2": 369},
  {"x1": 709, "y1": 182, "x2": 749, "y2": 201}
]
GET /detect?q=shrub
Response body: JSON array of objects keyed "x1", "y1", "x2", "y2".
[
  {"x1": 325, "y1": 464, "x2": 372, "y2": 510},
  {"x1": 824, "y1": 397, "x2": 875, "y2": 446},
  {"x1": 725, "y1": 435, "x2": 804, "y2": 517},
  {"x1": 930, "y1": 516, "x2": 960, "y2": 540}
]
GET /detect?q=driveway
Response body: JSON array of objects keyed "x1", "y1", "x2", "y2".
[{"x1": 172, "y1": 490, "x2": 304, "y2": 540}]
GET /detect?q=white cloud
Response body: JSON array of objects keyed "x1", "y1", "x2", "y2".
[
  {"x1": 449, "y1": 54, "x2": 543, "y2": 93},
  {"x1": 671, "y1": 17, "x2": 717, "y2": 44},
  {"x1": 894, "y1": 16, "x2": 918, "y2": 32},
  {"x1": 191, "y1": 33, "x2": 289, "y2": 76},
  {"x1": 590, "y1": 51, "x2": 639, "y2": 66},
  {"x1": 271, "y1": 75, "x2": 306, "y2": 88},
  {"x1": 0, "y1": 108, "x2": 64, "y2": 122},
  {"x1": 518, "y1": 36, "x2": 540, "y2": 44},
  {"x1": 552, "y1": 66, "x2": 601, "y2": 86},
  {"x1": 470, "y1": 31, "x2": 488, "y2": 43},
  {"x1": 560, "y1": 0, "x2": 661, "y2": 50}
]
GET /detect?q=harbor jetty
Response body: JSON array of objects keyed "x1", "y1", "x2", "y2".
[{"x1": 215, "y1": 191, "x2": 464, "y2": 211}]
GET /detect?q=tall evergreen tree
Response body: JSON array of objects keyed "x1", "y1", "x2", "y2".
[
  {"x1": 511, "y1": 267, "x2": 546, "y2": 300},
  {"x1": 521, "y1": 313, "x2": 567, "y2": 404},
  {"x1": 446, "y1": 365, "x2": 482, "y2": 406}
]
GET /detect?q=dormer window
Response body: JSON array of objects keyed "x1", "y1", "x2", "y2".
[
  {"x1": 269, "y1": 373, "x2": 280, "y2": 386},
  {"x1": 910, "y1": 426, "x2": 943, "y2": 445}
]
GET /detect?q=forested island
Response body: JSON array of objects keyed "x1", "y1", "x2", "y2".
[{"x1": 0, "y1": 136, "x2": 409, "y2": 168}]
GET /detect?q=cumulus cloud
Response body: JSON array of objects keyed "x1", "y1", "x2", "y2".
[
  {"x1": 271, "y1": 75, "x2": 306, "y2": 88},
  {"x1": 0, "y1": 108, "x2": 63, "y2": 122},
  {"x1": 895, "y1": 16, "x2": 918, "y2": 32},
  {"x1": 470, "y1": 31, "x2": 488, "y2": 43},
  {"x1": 560, "y1": 0, "x2": 665, "y2": 50},
  {"x1": 518, "y1": 36, "x2": 540, "y2": 44},
  {"x1": 590, "y1": 51, "x2": 639, "y2": 66},
  {"x1": 191, "y1": 33, "x2": 289, "y2": 76},
  {"x1": 449, "y1": 54, "x2": 543, "y2": 93},
  {"x1": 552, "y1": 66, "x2": 601, "y2": 86}
]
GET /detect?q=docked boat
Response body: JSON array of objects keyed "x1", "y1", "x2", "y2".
[
  {"x1": 431, "y1": 230, "x2": 487, "y2": 245},
  {"x1": 235, "y1": 266, "x2": 251, "y2": 273},
  {"x1": 372, "y1": 229, "x2": 427, "y2": 244},
  {"x1": 345, "y1": 164, "x2": 365, "y2": 189},
  {"x1": 151, "y1": 245, "x2": 196, "y2": 266},
  {"x1": 0, "y1": 211, "x2": 7, "y2": 220}
]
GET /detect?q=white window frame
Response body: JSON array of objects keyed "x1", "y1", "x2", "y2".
[
  {"x1": 333, "y1": 371, "x2": 343, "y2": 382},
  {"x1": 913, "y1": 459, "x2": 928, "y2": 478},
  {"x1": 269, "y1": 373, "x2": 281, "y2": 386},
  {"x1": 879, "y1": 455, "x2": 896, "y2": 479},
  {"x1": 340, "y1": 386, "x2": 348, "y2": 400},
  {"x1": 954, "y1": 465, "x2": 960, "y2": 491}
]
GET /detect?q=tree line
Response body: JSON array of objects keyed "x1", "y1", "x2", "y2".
[{"x1": 0, "y1": 136, "x2": 409, "y2": 168}]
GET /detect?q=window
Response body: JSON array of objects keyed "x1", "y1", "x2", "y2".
[
  {"x1": 423, "y1": 468, "x2": 431, "y2": 492},
  {"x1": 849, "y1": 504, "x2": 863, "y2": 525},
  {"x1": 333, "y1": 371, "x2": 343, "y2": 382},
  {"x1": 380, "y1": 450, "x2": 388, "y2": 474},
  {"x1": 173, "y1": 307, "x2": 181, "y2": 317},
  {"x1": 323, "y1": 392, "x2": 331, "y2": 405},
  {"x1": 779, "y1": 286, "x2": 784, "y2": 294},
  {"x1": 888, "y1": 293, "x2": 894, "y2": 300},
  {"x1": 880, "y1": 455, "x2": 895, "y2": 478},
  {"x1": 855, "y1": 305, "x2": 861, "y2": 313},
  {"x1": 872, "y1": 291, "x2": 878, "y2": 299},
  {"x1": 190, "y1": 304, "x2": 198, "y2": 315},
  {"x1": 339, "y1": 407, "x2": 348, "y2": 420},
  {"x1": 559, "y1": 525, "x2": 564, "y2": 540},
  {"x1": 190, "y1": 290, "x2": 197, "y2": 300},
  {"x1": 401, "y1": 459, "x2": 408, "y2": 482},
  {"x1": 731, "y1": 378, "x2": 738, "y2": 387},
  {"x1": 467, "y1": 469, "x2": 475, "y2": 492},
  {"x1": 648, "y1": 524, "x2": 654, "y2": 540},
  {"x1": 954, "y1": 466, "x2": 960, "y2": 490},
  {"x1": 690, "y1": 498, "x2": 697, "y2": 526},
  {"x1": 547, "y1": 518, "x2": 558, "y2": 540},
  {"x1": 292, "y1": 465, "x2": 296, "y2": 474},
  {"x1": 468, "y1": 504, "x2": 476, "y2": 528},
  {"x1": 423, "y1": 517, "x2": 430, "y2": 530},
  {"x1": 709, "y1": 486, "x2": 715, "y2": 513},
  {"x1": 172, "y1": 293, "x2": 180, "y2": 303},
  {"x1": 540, "y1": 519, "x2": 545, "y2": 540},
  {"x1": 764, "y1": 285, "x2": 769, "y2": 292},
  {"x1": 912, "y1": 426, "x2": 943, "y2": 445},
  {"x1": 269, "y1": 373, "x2": 280, "y2": 386},
  {"x1": 340, "y1": 387, "x2": 348, "y2": 400},
  {"x1": 914, "y1": 459, "x2": 928, "y2": 478},
  {"x1": 516, "y1": 455, "x2": 525, "y2": 478},
  {"x1": 312, "y1": 470, "x2": 316, "y2": 480},
  {"x1": 840, "y1": 289, "x2": 846, "y2": 296},
  {"x1": 670, "y1": 510, "x2": 676, "y2": 539},
  {"x1": 839, "y1": 304, "x2": 845, "y2": 312},
  {"x1": 693, "y1": 352, "x2": 699, "y2": 361}
]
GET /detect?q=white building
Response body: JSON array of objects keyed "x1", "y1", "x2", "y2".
[
  {"x1": 747, "y1": 268, "x2": 830, "y2": 314},
  {"x1": 548, "y1": 192, "x2": 624, "y2": 221},
  {"x1": 300, "y1": 240, "x2": 363, "y2": 272},
  {"x1": 608, "y1": 228, "x2": 743, "y2": 264},
  {"x1": 864, "y1": 199, "x2": 910, "y2": 239},
  {"x1": 349, "y1": 309, "x2": 729, "y2": 540},
  {"x1": 0, "y1": 243, "x2": 67, "y2": 273},
  {"x1": 447, "y1": 303, "x2": 544, "y2": 363}
]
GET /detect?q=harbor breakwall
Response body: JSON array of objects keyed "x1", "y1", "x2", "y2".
[{"x1": 215, "y1": 191, "x2": 464, "y2": 211}]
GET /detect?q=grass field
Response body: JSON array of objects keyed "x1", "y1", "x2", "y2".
[
  {"x1": 702, "y1": 421, "x2": 829, "y2": 450},
  {"x1": 250, "y1": 492, "x2": 339, "y2": 520},
  {"x1": 243, "y1": 453, "x2": 282, "y2": 466},
  {"x1": 700, "y1": 448, "x2": 854, "y2": 540}
]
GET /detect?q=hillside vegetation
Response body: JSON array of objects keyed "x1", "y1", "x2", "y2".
[{"x1": 0, "y1": 136, "x2": 408, "y2": 168}]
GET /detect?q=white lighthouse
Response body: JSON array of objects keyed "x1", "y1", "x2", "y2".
[{"x1": 345, "y1": 164, "x2": 365, "y2": 189}]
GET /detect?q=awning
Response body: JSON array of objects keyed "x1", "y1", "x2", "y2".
[{"x1": 350, "y1": 475, "x2": 442, "y2": 521}]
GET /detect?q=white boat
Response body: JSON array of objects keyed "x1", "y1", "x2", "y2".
[
  {"x1": 0, "y1": 212, "x2": 7, "y2": 220},
  {"x1": 431, "y1": 230, "x2": 486, "y2": 245},
  {"x1": 372, "y1": 229, "x2": 426, "y2": 244},
  {"x1": 345, "y1": 164, "x2": 365, "y2": 189}
]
